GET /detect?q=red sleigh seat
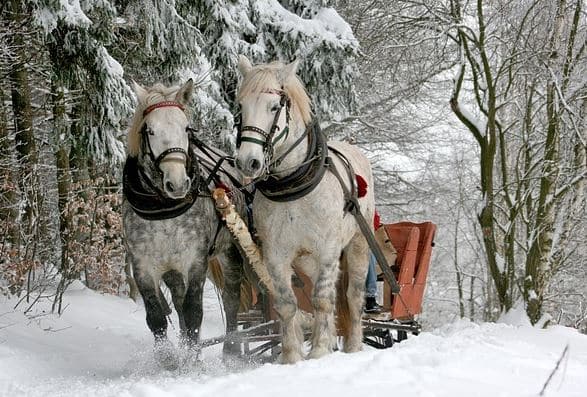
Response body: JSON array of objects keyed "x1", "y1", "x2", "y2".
[{"x1": 382, "y1": 222, "x2": 436, "y2": 319}]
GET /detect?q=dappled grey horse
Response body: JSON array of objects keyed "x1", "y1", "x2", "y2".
[{"x1": 122, "y1": 80, "x2": 244, "y2": 368}]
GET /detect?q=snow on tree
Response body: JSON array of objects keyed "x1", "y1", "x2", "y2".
[
  {"x1": 115, "y1": 0, "x2": 359, "y2": 147},
  {"x1": 0, "y1": 0, "x2": 361, "y2": 306},
  {"x1": 189, "y1": 0, "x2": 359, "y2": 133},
  {"x1": 35, "y1": 0, "x2": 133, "y2": 165},
  {"x1": 348, "y1": 0, "x2": 587, "y2": 325}
]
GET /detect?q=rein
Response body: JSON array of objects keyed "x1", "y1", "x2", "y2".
[{"x1": 186, "y1": 128, "x2": 255, "y2": 204}]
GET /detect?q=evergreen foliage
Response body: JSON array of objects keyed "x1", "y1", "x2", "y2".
[
  {"x1": 113, "y1": 0, "x2": 359, "y2": 146},
  {"x1": 0, "y1": 0, "x2": 359, "y2": 302}
]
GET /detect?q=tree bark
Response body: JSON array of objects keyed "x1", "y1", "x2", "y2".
[
  {"x1": 7, "y1": 0, "x2": 37, "y2": 232},
  {"x1": 0, "y1": 86, "x2": 18, "y2": 243},
  {"x1": 524, "y1": 0, "x2": 574, "y2": 324},
  {"x1": 52, "y1": 82, "x2": 72, "y2": 276}
]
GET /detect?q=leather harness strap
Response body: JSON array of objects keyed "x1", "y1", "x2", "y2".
[
  {"x1": 325, "y1": 150, "x2": 401, "y2": 294},
  {"x1": 255, "y1": 120, "x2": 328, "y2": 202}
]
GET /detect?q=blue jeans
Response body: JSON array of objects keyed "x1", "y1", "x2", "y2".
[{"x1": 365, "y1": 252, "x2": 377, "y2": 298}]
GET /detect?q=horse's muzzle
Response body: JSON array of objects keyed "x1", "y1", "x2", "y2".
[
  {"x1": 162, "y1": 169, "x2": 191, "y2": 199},
  {"x1": 236, "y1": 155, "x2": 263, "y2": 178}
]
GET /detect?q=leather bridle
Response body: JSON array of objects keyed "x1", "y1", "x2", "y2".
[
  {"x1": 236, "y1": 89, "x2": 318, "y2": 176},
  {"x1": 238, "y1": 89, "x2": 291, "y2": 164},
  {"x1": 140, "y1": 101, "x2": 189, "y2": 174}
]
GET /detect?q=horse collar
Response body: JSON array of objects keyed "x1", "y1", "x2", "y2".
[
  {"x1": 123, "y1": 147, "x2": 202, "y2": 221},
  {"x1": 255, "y1": 120, "x2": 328, "y2": 202}
]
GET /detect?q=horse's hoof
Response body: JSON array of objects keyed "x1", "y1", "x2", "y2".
[
  {"x1": 154, "y1": 339, "x2": 179, "y2": 371},
  {"x1": 277, "y1": 351, "x2": 303, "y2": 364},
  {"x1": 343, "y1": 343, "x2": 363, "y2": 353},
  {"x1": 222, "y1": 339, "x2": 242, "y2": 357},
  {"x1": 307, "y1": 346, "x2": 332, "y2": 360},
  {"x1": 222, "y1": 352, "x2": 250, "y2": 370}
]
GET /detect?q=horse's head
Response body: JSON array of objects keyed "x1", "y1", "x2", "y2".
[
  {"x1": 129, "y1": 80, "x2": 194, "y2": 199},
  {"x1": 235, "y1": 55, "x2": 311, "y2": 179}
]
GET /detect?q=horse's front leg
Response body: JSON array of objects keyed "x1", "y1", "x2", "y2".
[
  {"x1": 162, "y1": 270, "x2": 186, "y2": 333},
  {"x1": 182, "y1": 260, "x2": 207, "y2": 349},
  {"x1": 217, "y1": 244, "x2": 244, "y2": 357},
  {"x1": 308, "y1": 259, "x2": 339, "y2": 359},
  {"x1": 267, "y1": 258, "x2": 303, "y2": 364},
  {"x1": 134, "y1": 265, "x2": 178, "y2": 369}
]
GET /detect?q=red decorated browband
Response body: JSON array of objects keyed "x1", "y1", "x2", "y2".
[{"x1": 143, "y1": 101, "x2": 185, "y2": 117}]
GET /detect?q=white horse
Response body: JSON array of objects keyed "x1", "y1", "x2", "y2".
[{"x1": 234, "y1": 56, "x2": 374, "y2": 363}]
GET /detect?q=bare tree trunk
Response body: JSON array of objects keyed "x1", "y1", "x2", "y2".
[
  {"x1": 7, "y1": 0, "x2": 37, "y2": 235},
  {"x1": 52, "y1": 82, "x2": 72, "y2": 278},
  {"x1": 69, "y1": 100, "x2": 90, "y2": 186},
  {"x1": 450, "y1": 4, "x2": 511, "y2": 310},
  {"x1": 0, "y1": 86, "x2": 18, "y2": 243},
  {"x1": 524, "y1": 0, "x2": 577, "y2": 324}
]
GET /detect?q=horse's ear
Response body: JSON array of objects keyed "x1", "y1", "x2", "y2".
[
  {"x1": 279, "y1": 59, "x2": 300, "y2": 84},
  {"x1": 175, "y1": 78, "x2": 194, "y2": 105},
  {"x1": 132, "y1": 81, "x2": 148, "y2": 103},
  {"x1": 238, "y1": 55, "x2": 253, "y2": 77}
]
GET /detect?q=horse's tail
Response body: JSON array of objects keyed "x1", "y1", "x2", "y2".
[
  {"x1": 208, "y1": 256, "x2": 225, "y2": 290},
  {"x1": 336, "y1": 253, "x2": 353, "y2": 341},
  {"x1": 239, "y1": 277, "x2": 254, "y2": 313},
  {"x1": 208, "y1": 256, "x2": 254, "y2": 313}
]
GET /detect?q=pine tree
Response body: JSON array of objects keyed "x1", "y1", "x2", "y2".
[
  {"x1": 251, "y1": 0, "x2": 359, "y2": 119},
  {"x1": 191, "y1": 0, "x2": 359, "y2": 143},
  {"x1": 115, "y1": 0, "x2": 359, "y2": 146},
  {"x1": 36, "y1": 0, "x2": 133, "y2": 167}
]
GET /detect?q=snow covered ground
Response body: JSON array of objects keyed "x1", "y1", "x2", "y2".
[{"x1": 1, "y1": 282, "x2": 586, "y2": 397}]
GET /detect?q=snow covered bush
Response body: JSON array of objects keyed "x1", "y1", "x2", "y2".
[{"x1": 63, "y1": 177, "x2": 125, "y2": 295}]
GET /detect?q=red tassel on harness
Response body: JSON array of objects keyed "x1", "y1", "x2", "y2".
[
  {"x1": 373, "y1": 210, "x2": 381, "y2": 230},
  {"x1": 215, "y1": 181, "x2": 231, "y2": 193},
  {"x1": 355, "y1": 174, "x2": 368, "y2": 198}
]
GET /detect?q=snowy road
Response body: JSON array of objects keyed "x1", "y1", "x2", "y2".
[{"x1": 1, "y1": 283, "x2": 586, "y2": 397}]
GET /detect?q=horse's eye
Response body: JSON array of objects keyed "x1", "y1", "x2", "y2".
[
  {"x1": 270, "y1": 104, "x2": 281, "y2": 113},
  {"x1": 146, "y1": 127, "x2": 155, "y2": 136}
]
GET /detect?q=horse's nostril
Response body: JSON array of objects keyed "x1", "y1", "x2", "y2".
[
  {"x1": 249, "y1": 159, "x2": 261, "y2": 171},
  {"x1": 235, "y1": 158, "x2": 243, "y2": 170},
  {"x1": 165, "y1": 181, "x2": 174, "y2": 192},
  {"x1": 183, "y1": 178, "x2": 191, "y2": 191}
]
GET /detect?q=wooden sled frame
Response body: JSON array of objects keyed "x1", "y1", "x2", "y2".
[{"x1": 198, "y1": 221, "x2": 437, "y2": 356}]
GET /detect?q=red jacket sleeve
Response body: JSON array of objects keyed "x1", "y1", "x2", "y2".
[{"x1": 373, "y1": 210, "x2": 381, "y2": 230}]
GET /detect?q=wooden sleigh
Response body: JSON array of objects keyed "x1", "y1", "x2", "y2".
[{"x1": 201, "y1": 221, "x2": 437, "y2": 356}]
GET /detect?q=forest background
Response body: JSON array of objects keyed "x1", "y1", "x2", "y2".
[{"x1": 1, "y1": 0, "x2": 585, "y2": 331}]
